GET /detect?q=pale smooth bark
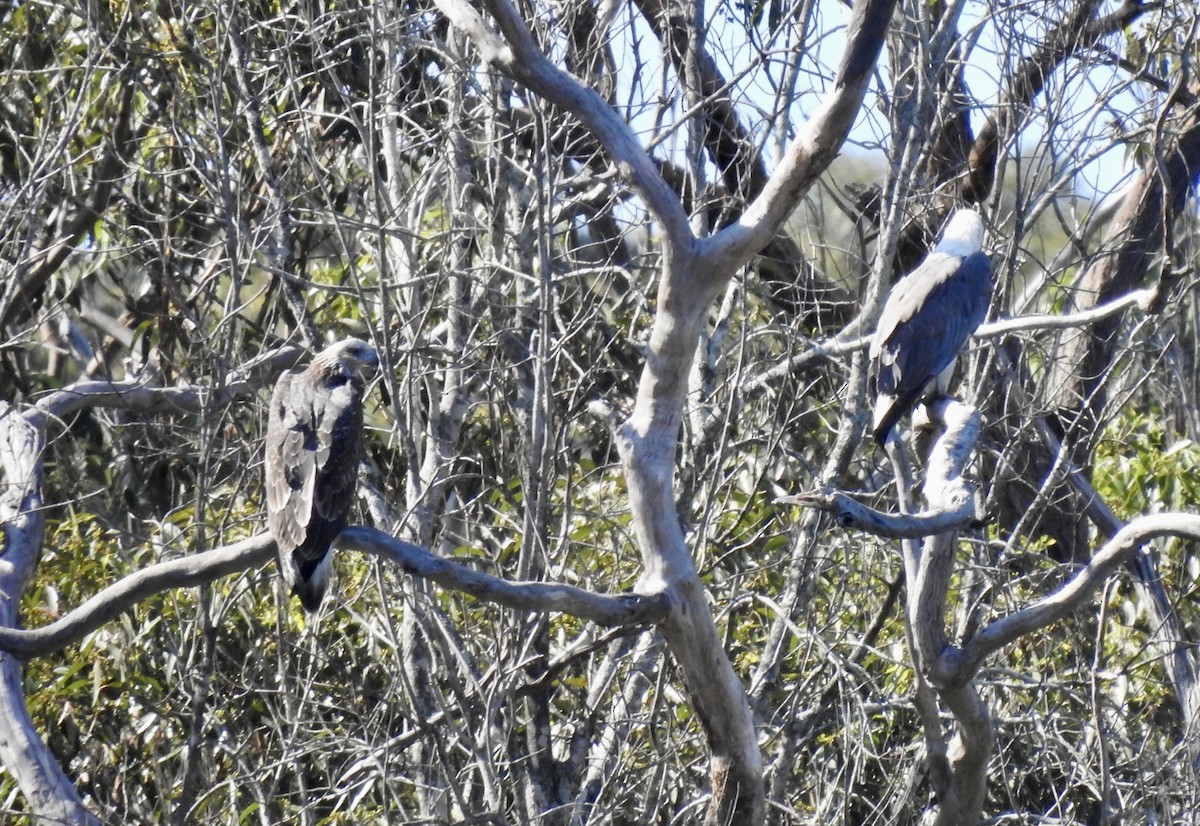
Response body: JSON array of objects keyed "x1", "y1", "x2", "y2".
[
  {"x1": 0, "y1": 534, "x2": 274, "y2": 659},
  {"x1": 789, "y1": 490, "x2": 975, "y2": 538},
  {"x1": 0, "y1": 407, "x2": 100, "y2": 825},
  {"x1": 838, "y1": 398, "x2": 1200, "y2": 824},
  {"x1": 893, "y1": 400, "x2": 994, "y2": 826},
  {"x1": 933, "y1": 513, "x2": 1200, "y2": 688},
  {"x1": 0, "y1": 524, "x2": 670, "y2": 660},
  {"x1": 0, "y1": 363, "x2": 669, "y2": 823},
  {"x1": 430, "y1": 0, "x2": 897, "y2": 819}
]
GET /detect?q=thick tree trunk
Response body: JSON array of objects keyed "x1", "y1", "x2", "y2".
[
  {"x1": 0, "y1": 408, "x2": 100, "y2": 825},
  {"x1": 611, "y1": 248, "x2": 764, "y2": 823},
  {"x1": 1048, "y1": 113, "x2": 1200, "y2": 446},
  {"x1": 431, "y1": 0, "x2": 896, "y2": 818},
  {"x1": 898, "y1": 401, "x2": 994, "y2": 826}
]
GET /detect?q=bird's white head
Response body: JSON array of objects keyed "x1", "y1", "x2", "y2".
[
  {"x1": 934, "y1": 209, "x2": 986, "y2": 257},
  {"x1": 315, "y1": 337, "x2": 380, "y2": 379}
]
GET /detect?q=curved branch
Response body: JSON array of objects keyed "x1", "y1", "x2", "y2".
[
  {"x1": 933, "y1": 513, "x2": 1200, "y2": 688},
  {"x1": 26, "y1": 345, "x2": 304, "y2": 427},
  {"x1": 702, "y1": 0, "x2": 898, "y2": 275},
  {"x1": 904, "y1": 398, "x2": 979, "y2": 673},
  {"x1": 786, "y1": 491, "x2": 974, "y2": 538},
  {"x1": 340, "y1": 526, "x2": 671, "y2": 627},
  {"x1": 0, "y1": 534, "x2": 276, "y2": 658},
  {"x1": 432, "y1": 0, "x2": 692, "y2": 248},
  {"x1": 891, "y1": 399, "x2": 990, "y2": 825},
  {"x1": 0, "y1": 528, "x2": 671, "y2": 659},
  {"x1": 921, "y1": 399, "x2": 980, "y2": 502}
]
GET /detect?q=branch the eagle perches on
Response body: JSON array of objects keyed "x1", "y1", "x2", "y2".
[
  {"x1": 0, "y1": 528, "x2": 670, "y2": 660},
  {"x1": 0, "y1": 360, "x2": 672, "y2": 825},
  {"x1": 0, "y1": 362, "x2": 669, "y2": 663},
  {"x1": 795, "y1": 397, "x2": 1200, "y2": 825}
]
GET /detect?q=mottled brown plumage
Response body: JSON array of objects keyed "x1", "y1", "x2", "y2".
[{"x1": 265, "y1": 339, "x2": 378, "y2": 611}]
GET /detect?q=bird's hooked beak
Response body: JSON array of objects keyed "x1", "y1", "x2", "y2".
[{"x1": 357, "y1": 348, "x2": 381, "y2": 384}]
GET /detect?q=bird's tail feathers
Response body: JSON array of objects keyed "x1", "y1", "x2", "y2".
[
  {"x1": 872, "y1": 383, "x2": 930, "y2": 446},
  {"x1": 279, "y1": 550, "x2": 332, "y2": 612},
  {"x1": 872, "y1": 394, "x2": 901, "y2": 446},
  {"x1": 293, "y1": 578, "x2": 328, "y2": 613}
]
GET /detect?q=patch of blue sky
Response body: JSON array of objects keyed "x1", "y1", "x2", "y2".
[{"x1": 604, "y1": 0, "x2": 1152, "y2": 204}]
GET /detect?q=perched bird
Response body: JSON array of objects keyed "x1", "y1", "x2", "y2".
[
  {"x1": 265, "y1": 338, "x2": 379, "y2": 611},
  {"x1": 869, "y1": 209, "x2": 992, "y2": 445}
]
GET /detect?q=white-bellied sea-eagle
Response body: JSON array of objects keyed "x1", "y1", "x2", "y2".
[
  {"x1": 869, "y1": 209, "x2": 992, "y2": 445},
  {"x1": 265, "y1": 338, "x2": 378, "y2": 611}
]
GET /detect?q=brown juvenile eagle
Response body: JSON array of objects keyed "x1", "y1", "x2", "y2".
[{"x1": 265, "y1": 338, "x2": 378, "y2": 611}]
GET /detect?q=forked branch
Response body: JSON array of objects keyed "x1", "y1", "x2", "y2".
[{"x1": 933, "y1": 513, "x2": 1200, "y2": 688}]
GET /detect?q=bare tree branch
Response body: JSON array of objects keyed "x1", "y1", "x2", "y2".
[
  {"x1": 0, "y1": 534, "x2": 275, "y2": 659},
  {"x1": 878, "y1": 397, "x2": 993, "y2": 825},
  {"x1": 785, "y1": 490, "x2": 975, "y2": 538},
  {"x1": 25, "y1": 345, "x2": 303, "y2": 428},
  {"x1": 975, "y1": 288, "x2": 1157, "y2": 338},
  {"x1": 0, "y1": 528, "x2": 669, "y2": 660},
  {"x1": 629, "y1": 0, "x2": 855, "y2": 320},
  {"x1": 437, "y1": 0, "x2": 900, "y2": 821},
  {"x1": 963, "y1": 0, "x2": 1147, "y2": 204},
  {"x1": 0, "y1": 82, "x2": 134, "y2": 333},
  {"x1": 1048, "y1": 110, "x2": 1200, "y2": 445},
  {"x1": 701, "y1": 0, "x2": 898, "y2": 277},
  {"x1": 343, "y1": 526, "x2": 670, "y2": 627},
  {"x1": 1, "y1": 406, "x2": 99, "y2": 825},
  {"x1": 431, "y1": 0, "x2": 693, "y2": 249},
  {"x1": 934, "y1": 514, "x2": 1200, "y2": 689}
]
